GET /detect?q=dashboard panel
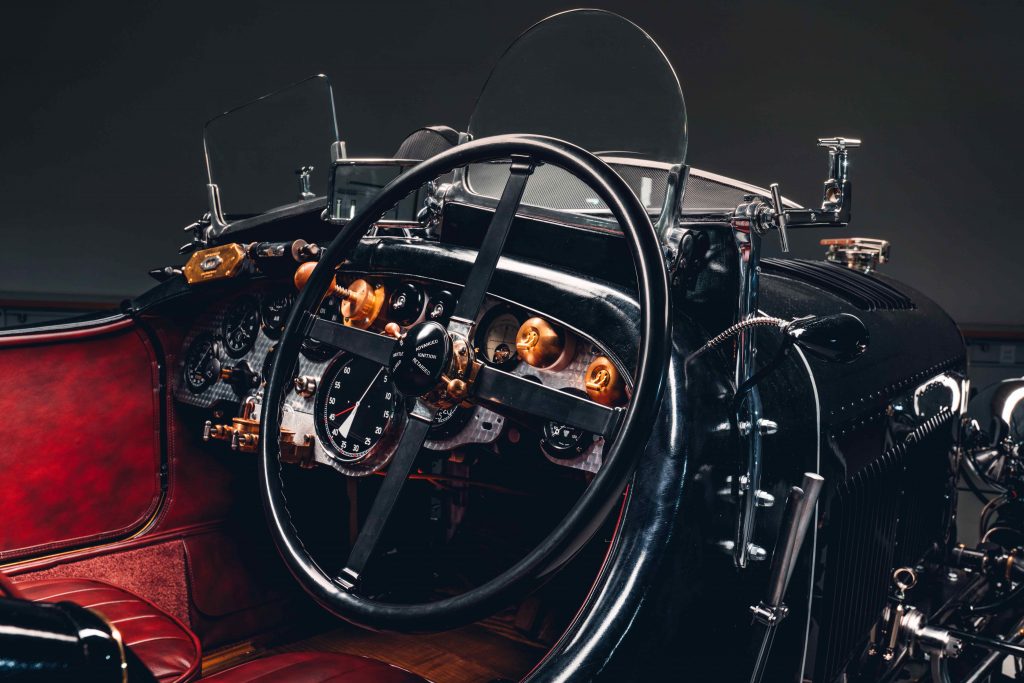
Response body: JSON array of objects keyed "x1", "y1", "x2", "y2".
[{"x1": 173, "y1": 273, "x2": 631, "y2": 475}]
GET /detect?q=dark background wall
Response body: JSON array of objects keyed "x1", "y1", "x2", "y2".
[{"x1": 1, "y1": 0, "x2": 1021, "y2": 325}]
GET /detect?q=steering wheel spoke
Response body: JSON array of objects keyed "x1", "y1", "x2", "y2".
[
  {"x1": 336, "y1": 401, "x2": 435, "y2": 592},
  {"x1": 304, "y1": 313, "x2": 396, "y2": 366},
  {"x1": 472, "y1": 364, "x2": 624, "y2": 437},
  {"x1": 449, "y1": 157, "x2": 535, "y2": 326}
]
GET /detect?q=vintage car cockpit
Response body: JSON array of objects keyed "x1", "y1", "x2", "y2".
[{"x1": 1, "y1": 9, "x2": 1021, "y2": 683}]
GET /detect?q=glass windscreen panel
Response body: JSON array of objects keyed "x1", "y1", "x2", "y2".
[
  {"x1": 204, "y1": 74, "x2": 339, "y2": 219},
  {"x1": 328, "y1": 161, "x2": 423, "y2": 222},
  {"x1": 466, "y1": 9, "x2": 686, "y2": 219}
]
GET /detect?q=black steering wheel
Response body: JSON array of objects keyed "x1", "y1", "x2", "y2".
[{"x1": 260, "y1": 134, "x2": 670, "y2": 632}]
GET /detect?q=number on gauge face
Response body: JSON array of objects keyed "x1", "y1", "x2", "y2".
[
  {"x1": 183, "y1": 333, "x2": 222, "y2": 394},
  {"x1": 480, "y1": 310, "x2": 521, "y2": 368},
  {"x1": 222, "y1": 296, "x2": 261, "y2": 358},
  {"x1": 428, "y1": 404, "x2": 473, "y2": 439},
  {"x1": 302, "y1": 294, "x2": 343, "y2": 361},
  {"x1": 261, "y1": 290, "x2": 294, "y2": 340},
  {"x1": 314, "y1": 354, "x2": 397, "y2": 461}
]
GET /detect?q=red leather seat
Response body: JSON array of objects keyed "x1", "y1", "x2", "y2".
[
  {"x1": 15, "y1": 577, "x2": 201, "y2": 683},
  {"x1": 204, "y1": 652, "x2": 428, "y2": 682}
]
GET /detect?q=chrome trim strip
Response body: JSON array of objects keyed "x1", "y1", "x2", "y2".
[{"x1": 0, "y1": 312, "x2": 127, "y2": 338}]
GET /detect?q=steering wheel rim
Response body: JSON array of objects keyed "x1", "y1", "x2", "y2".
[{"x1": 259, "y1": 134, "x2": 671, "y2": 632}]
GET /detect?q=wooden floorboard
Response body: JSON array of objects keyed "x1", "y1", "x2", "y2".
[{"x1": 204, "y1": 620, "x2": 546, "y2": 683}]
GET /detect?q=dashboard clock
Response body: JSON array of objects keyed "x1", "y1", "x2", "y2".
[
  {"x1": 183, "y1": 333, "x2": 222, "y2": 394},
  {"x1": 314, "y1": 354, "x2": 398, "y2": 461},
  {"x1": 477, "y1": 307, "x2": 522, "y2": 369},
  {"x1": 221, "y1": 295, "x2": 260, "y2": 358},
  {"x1": 260, "y1": 290, "x2": 294, "y2": 340}
]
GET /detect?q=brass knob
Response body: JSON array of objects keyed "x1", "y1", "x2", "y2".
[
  {"x1": 340, "y1": 278, "x2": 385, "y2": 329},
  {"x1": 584, "y1": 356, "x2": 626, "y2": 406},
  {"x1": 516, "y1": 317, "x2": 565, "y2": 368},
  {"x1": 293, "y1": 261, "x2": 317, "y2": 291}
]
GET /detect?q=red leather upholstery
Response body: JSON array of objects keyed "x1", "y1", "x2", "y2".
[
  {"x1": 0, "y1": 319, "x2": 162, "y2": 561},
  {"x1": 16, "y1": 577, "x2": 201, "y2": 682},
  {"x1": 204, "y1": 652, "x2": 428, "y2": 683}
]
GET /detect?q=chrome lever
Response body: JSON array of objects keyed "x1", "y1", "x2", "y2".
[{"x1": 769, "y1": 183, "x2": 788, "y2": 253}]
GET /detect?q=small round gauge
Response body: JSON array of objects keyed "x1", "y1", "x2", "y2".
[
  {"x1": 541, "y1": 389, "x2": 595, "y2": 459},
  {"x1": 221, "y1": 296, "x2": 261, "y2": 358},
  {"x1": 260, "y1": 290, "x2": 294, "y2": 340},
  {"x1": 387, "y1": 282, "x2": 425, "y2": 325},
  {"x1": 478, "y1": 308, "x2": 522, "y2": 368},
  {"x1": 314, "y1": 355, "x2": 398, "y2": 461},
  {"x1": 429, "y1": 404, "x2": 473, "y2": 440},
  {"x1": 302, "y1": 294, "x2": 343, "y2": 361},
  {"x1": 183, "y1": 333, "x2": 222, "y2": 394}
]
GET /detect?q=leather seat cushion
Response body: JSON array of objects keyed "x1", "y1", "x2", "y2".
[
  {"x1": 204, "y1": 652, "x2": 428, "y2": 683},
  {"x1": 16, "y1": 577, "x2": 200, "y2": 682}
]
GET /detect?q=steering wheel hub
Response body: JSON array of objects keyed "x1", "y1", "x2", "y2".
[{"x1": 389, "y1": 321, "x2": 452, "y2": 396}]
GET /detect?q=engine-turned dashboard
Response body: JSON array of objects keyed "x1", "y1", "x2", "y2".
[{"x1": 173, "y1": 272, "x2": 630, "y2": 476}]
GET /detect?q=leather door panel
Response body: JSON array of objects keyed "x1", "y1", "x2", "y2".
[{"x1": 0, "y1": 316, "x2": 163, "y2": 561}]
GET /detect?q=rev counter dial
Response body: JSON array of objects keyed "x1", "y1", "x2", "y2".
[
  {"x1": 260, "y1": 290, "x2": 294, "y2": 340},
  {"x1": 314, "y1": 354, "x2": 398, "y2": 461},
  {"x1": 183, "y1": 333, "x2": 222, "y2": 394},
  {"x1": 222, "y1": 295, "x2": 260, "y2": 358},
  {"x1": 302, "y1": 293, "x2": 343, "y2": 361}
]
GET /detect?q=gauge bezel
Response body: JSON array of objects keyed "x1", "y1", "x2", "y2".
[
  {"x1": 183, "y1": 332, "x2": 223, "y2": 395},
  {"x1": 221, "y1": 295, "x2": 261, "y2": 359},
  {"x1": 302, "y1": 293, "x2": 344, "y2": 361},
  {"x1": 428, "y1": 404, "x2": 474, "y2": 440},
  {"x1": 475, "y1": 304, "x2": 524, "y2": 370},
  {"x1": 540, "y1": 387, "x2": 596, "y2": 460},
  {"x1": 312, "y1": 352, "x2": 403, "y2": 471},
  {"x1": 260, "y1": 289, "x2": 294, "y2": 340}
]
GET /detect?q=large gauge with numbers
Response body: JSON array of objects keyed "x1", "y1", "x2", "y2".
[
  {"x1": 221, "y1": 295, "x2": 261, "y2": 358},
  {"x1": 314, "y1": 354, "x2": 398, "y2": 462}
]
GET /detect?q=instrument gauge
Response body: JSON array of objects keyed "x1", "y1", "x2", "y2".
[
  {"x1": 314, "y1": 354, "x2": 398, "y2": 461},
  {"x1": 302, "y1": 294, "x2": 343, "y2": 361},
  {"x1": 260, "y1": 290, "x2": 294, "y2": 340},
  {"x1": 183, "y1": 333, "x2": 222, "y2": 394},
  {"x1": 429, "y1": 404, "x2": 473, "y2": 440},
  {"x1": 221, "y1": 295, "x2": 261, "y2": 358},
  {"x1": 541, "y1": 389, "x2": 595, "y2": 459},
  {"x1": 478, "y1": 308, "x2": 522, "y2": 368}
]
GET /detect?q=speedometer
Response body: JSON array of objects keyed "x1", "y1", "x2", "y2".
[{"x1": 314, "y1": 354, "x2": 397, "y2": 461}]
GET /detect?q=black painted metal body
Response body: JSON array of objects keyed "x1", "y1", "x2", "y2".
[{"x1": 122, "y1": 182, "x2": 966, "y2": 680}]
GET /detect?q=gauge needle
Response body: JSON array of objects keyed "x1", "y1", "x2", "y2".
[
  {"x1": 339, "y1": 367, "x2": 383, "y2": 439},
  {"x1": 331, "y1": 406, "x2": 355, "y2": 420}
]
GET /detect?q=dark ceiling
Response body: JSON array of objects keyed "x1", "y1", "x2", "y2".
[{"x1": 1, "y1": 0, "x2": 1021, "y2": 325}]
